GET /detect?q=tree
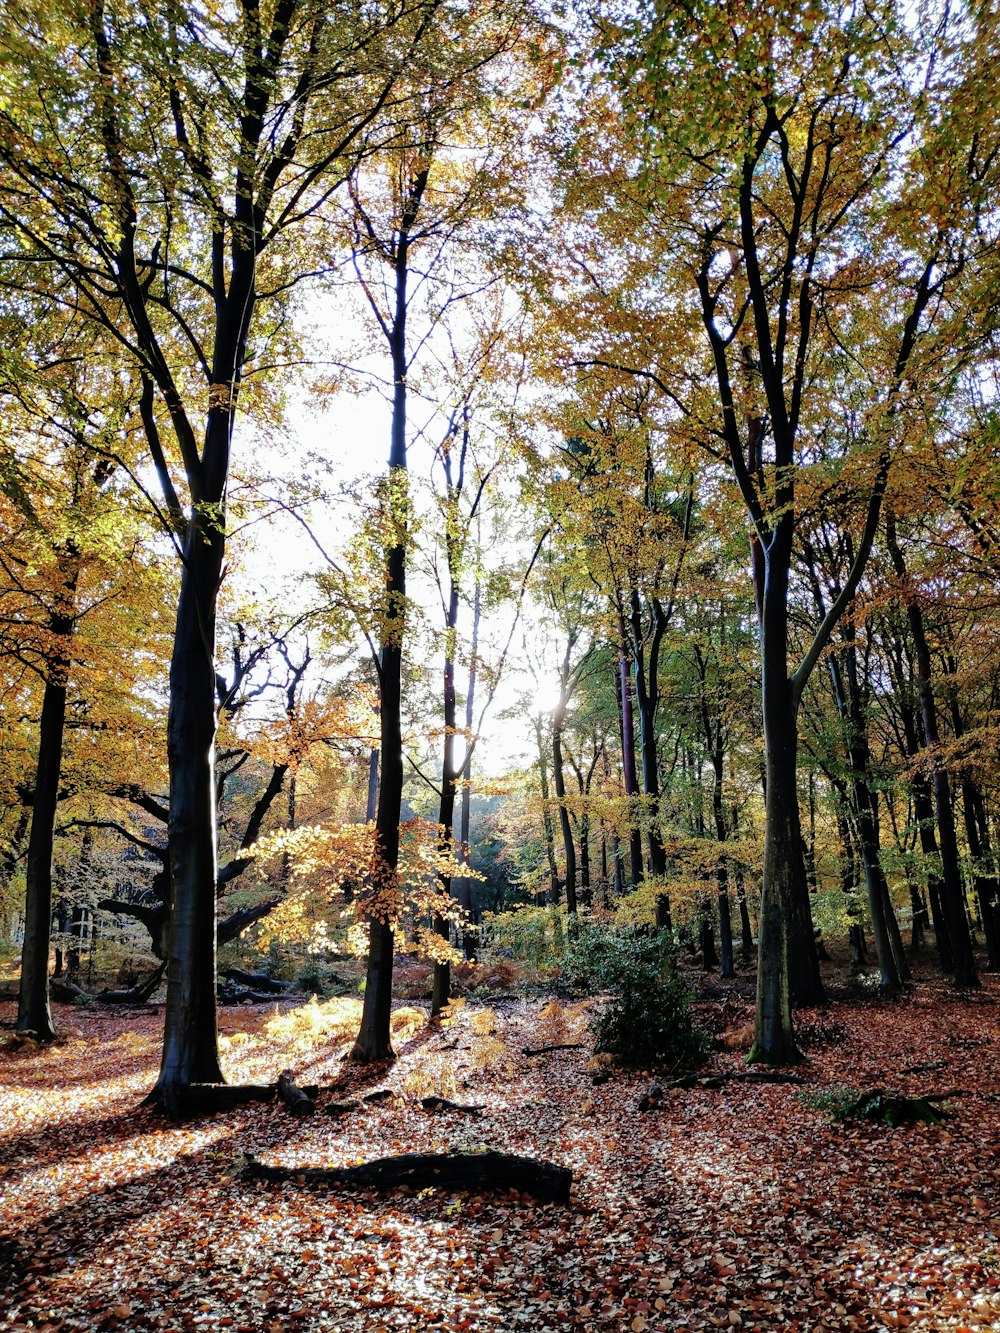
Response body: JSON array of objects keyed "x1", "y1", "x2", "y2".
[
  {"x1": 332, "y1": 6, "x2": 550, "y2": 1057},
  {"x1": 0, "y1": 0, "x2": 450, "y2": 1105},
  {"x1": 574, "y1": 0, "x2": 998, "y2": 1059},
  {"x1": 0, "y1": 338, "x2": 138, "y2": 1037}
]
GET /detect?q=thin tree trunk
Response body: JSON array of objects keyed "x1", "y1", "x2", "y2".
[
  {"x1": 947, "y1": 694, "x2": 1000, "y2": 971},
  {"x1": 535, "y1": 717, "x2": 560, "y2": 906},
  {"x1": 552, "y1": 692, "x2": 577, "y2": 917},
  {"x1": 886, "y1": 519, "x2": 978, "y2": 988},
  {"x1": 353, "y1": 236, "x2": 413, "y2": 1062},
  {"x1": 366, "y1": 750, "x2": 378, "y2": 822},
  {"x1": 17, "y1": 601, "x2": 76, "y2": 1040},
  {"x1": 616, "y1": 636, "x2": 644, "y2": 888},
  {"x1": 736, "y1": 868, "x2": 754, "y2": 954},
  {"x1": 826, "y1": 641, "x2": 903, "y2": 993},
  {"x1": 459, "y1": 583, "x2": 480, "y2": 959}
]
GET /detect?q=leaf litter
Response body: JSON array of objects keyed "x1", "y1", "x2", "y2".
[{"x1": 0, "y1": 977, "x2": 998, "y2": 1333}]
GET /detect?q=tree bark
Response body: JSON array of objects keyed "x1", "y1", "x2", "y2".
[
  {"x1": 458, "y1": 581, "x2": 480, "y2": 958},
  {"x1": 617, "y1": 636, "x2": 644, "y2": 888},
  {"x1": 17, "y1": 599, "x2": 76, "y2": 1041},
  {"x1": 752, "y1": 668, "x2": 806, "y2": 1063},
  {"x1": 354, "y1": 174, "x2": 425, "y2": 1059},
  {"x1": 151, "y1": 490, "x2": 228, "y2": 1102},
  {"x1": 552, "y1": 680, "x2": 577, "y2": 918},
  {"x1": 535, "y1": 716, "x2": 561, "y2": 906},
  {"x1": 886, "y1": 519, "x2": 978, "y2": 988},
  {"x1": 827, "y1": 637, "x2": 904, "y2": 993}
]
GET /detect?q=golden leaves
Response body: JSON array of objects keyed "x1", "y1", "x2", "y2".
[{"x1": 250, "y1": 815, "x2": 477, "y2": 963}]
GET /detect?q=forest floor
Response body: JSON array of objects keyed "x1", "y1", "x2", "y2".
[{"x1": 1, "y1": 961, "x2": 999, "y2": 1333}]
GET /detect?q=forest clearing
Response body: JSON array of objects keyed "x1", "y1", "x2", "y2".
[
  {"x1": 2, "y1": 957, "x2": 999, "y2": 1333},
  {"x1": 1, "y1": 0, "x2": 1000, "y2": 1328}
]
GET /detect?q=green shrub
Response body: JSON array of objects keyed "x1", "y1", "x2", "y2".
[
  {"x1": 799, "y1": 1084, "x2": 864, "y2": 1121},
  {"x1": 568, "y1": 924, "x2": 708, "y2": 1068},
  {"x1": 799, "y1": 1084, "x2": 948, "y2": 1125},
  {"x1": 480, "y1": 904, "x2": 567, "y2": 972}
]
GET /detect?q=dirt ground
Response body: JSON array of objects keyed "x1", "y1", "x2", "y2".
[{"x1": 1, "y1": 966, "x2": 999, "y2": 1333}]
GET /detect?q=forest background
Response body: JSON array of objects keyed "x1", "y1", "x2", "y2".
[{"x1": 0, "y1": 0, "x2": 998, "y2": 1109}]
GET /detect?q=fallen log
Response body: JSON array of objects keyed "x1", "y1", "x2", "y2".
[
  {"x1": 96, "y1": 962, "x2": 166, "y2": 1006},
  {"x1": 50, "y1": 978, "x2": 91, "y2": 1004},
  {"x1": 164, "y1": 1084, "x2": 276, "y2": 1117},
  {"x1": 638, "y1": 1069, "x2": 807, "y2": 1106},
  {"x1": 420, "y1": 1095, "x2": 485, "y2": 1115},
  {"x1": 324, "y1": 1100, "x2": 361, "y2": 1117},
  {"x1": 237, "y1": 1150, "x2": 572, "y2": 1203},
  {"x1": 362, "y1": 1088, "x2": 394, "y2": 1104},
  {"x1": 522, "y1": 1043, "x2": 584, "y2": 1056},
  {"x1": 218, "y1": 983, "x2": 281, "y2": 1005},
  {"x1": 278, "y1": 1070, "x2": 316, "y2": 1117},
  {"x1": 900, "y1": 1059, "x2": 948, "y2": 1075},
  {"x1": 666, "y1": 1070, "x2": 805, "y2": 1090},
  {"x1": 841, "y1": 1089, "x2": 955, "y2": 1125},
  {"x1": 222, "y1": 968, "x2": 292, "y2": 993}
]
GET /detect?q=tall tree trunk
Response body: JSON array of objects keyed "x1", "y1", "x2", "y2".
[
  {"x1": 752, "y1": 667, "x2": 808, "y2": 1062},
  {"x1": 735, "y1": 868, "x2": 754, "y2": 954},
  {"x1": 552, "y1": 696, "x2": 577, "y2": 918},
  {"x1": 366, "y1": 750, "x2": 378, "y2": 823},
  {"x1": 697, "y1": 645, "x2": 735, "y2": 978},
  {"x1": 630, "y1": 594, "x2": 668, "y2": 882},
  {"x1": 459, "y1": 583, "x2": 480, "y2": 959},
  {"x1": 53, "y1": 901, "x2": 67, "y2": 977},
  {"x1": 947, "y1": 694, "x2": 1000, "y2": 971},
  {"x1": 152, "y1": 500, "x2": 227, "y2": 1100},
  {"x1": 535, "y1": 717, "x2": 560, "y2": 905},
  {"x1": 579, "y1": 809, "x2": 591, "y2": 905},
  {"x1": 349, "y1": 155, "x2": 435, "y2": 1057},
  {"x1": 352, "y1": 239, "x2": 413, "y2": 1061},
  {"x1": 751, "y1": 516, "x2": 821, "y2": 1060},
  {"x1": 898, "y1": 691, "x2": 952, "y2": 970},
  {"x1": 827, "y1": 641, "x2": 903, "y2": 993},
  {"x1": 431, "y1": 445, "x2": 466, "y2": 1016},
  {"x1": 886, "y1": 519, "x2": 978, "y2": 987},
  {"x1": 713, "y1": 770, "x2": 735, "y2": 980},
  {"x1": 17, "y1": 598, "x2": 77, "y2": 1041},
  {"x1": 616, "y1": 635, "x2": 644, "y2": 888}
]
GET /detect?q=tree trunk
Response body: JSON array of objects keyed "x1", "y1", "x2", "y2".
[
  {"x1": 17, "y1": 603, "x2": 76, "y2": 1041},
  {"x1": 552, "y1": 695, "x2": 577, "y2": 918},
  {"x1": 431, "y1": 526, "x2": 462, "y2": 1016},
  {"x1": 67, "y1": 903, "x2": 85, "y2": 978},
  {"x1": 151, "y1": 499, "x2": 227, "y2": 1102},
  {"x1": 959, "y1": 773, "x2": 1000, "y2": 971},
  {"x1": 238, "y1": 1149, "x2": 573, "y2": 1204},
  {"x1": 947, "y1": 695, "x2": 1000, "y2": 971},
  {"x1": 828, "y1": 643, "x2": 903, "y2": 992},
  {"x1": 53, "y1": 900, "x2": 68, "y2": 978},
  {"x1": 752, "y1": 684, "x2": 806, "y2": 1063},
  {"x1": 736, "y1": 868, "x2": 754, "y2": 954},
  {"x1": 617, "y1": 636, "x2": 644, "y2": 887},
  {"x1": 366, "y1": 749, "x2": 378, "y2": 822},
  {"x1": 751, "y1": 539, "x2": 813, "y2": 1061},
  {"x1": 886, "y1": 520, "x2": 978, "y2": 987},
  {"x1": 703, "y1": 686, "x2": 735, "y2": 979},
  {"x1": 458, "y1": 582, "x2": 480, "y2": 958},
  {"x1": 535, "y1": 717, "x2": 560, "y2": 906},
  {"x1": 353, "y1": 233, "x2": 414, "y2": 1061},
  {"x1": 353, "y1": 556, "x2": 405, "y2": 1060}
]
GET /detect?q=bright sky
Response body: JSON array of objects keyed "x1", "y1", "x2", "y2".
[{"x1": 232, "y1": 369, "x2": 546, "y2": 785}]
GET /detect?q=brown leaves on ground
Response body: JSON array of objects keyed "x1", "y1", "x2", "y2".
[{"x1": 1, "y1": 977, "x2": 999, "y2": 1332}]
